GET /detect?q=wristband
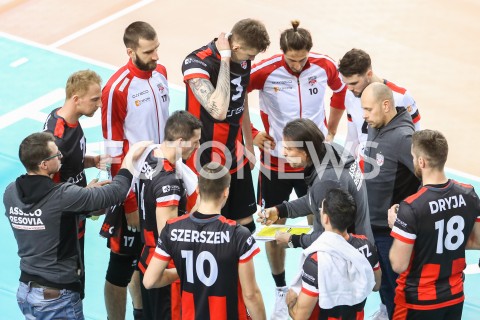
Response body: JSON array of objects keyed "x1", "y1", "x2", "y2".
[
  {"x1": 219, "y1": 50, "x2": 231, "y2": 58},
  {"x1": 287, "y1": 235, "x2": 294, "y2": 248}
]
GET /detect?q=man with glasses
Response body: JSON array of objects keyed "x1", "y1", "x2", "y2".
[
  {"x1": 3, "y1": 131, "x2": 150, "y2": 320},
  {"x1": 43, "y1": 69, "x2": 106, "y2": 299},
  {"x1": 42, "y1": 151, "x2": 63, "y2": 161}
]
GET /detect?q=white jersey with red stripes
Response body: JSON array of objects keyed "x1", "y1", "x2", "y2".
[
  {"x1": 345, "y1": 79, "x2": 421, "y2": 159},
  {"x1": 248, "y1": 53, "x2": 346, "y2": 163},
  {"x1": 102, "y1": 59, "x2": 170, "y2": 160}
]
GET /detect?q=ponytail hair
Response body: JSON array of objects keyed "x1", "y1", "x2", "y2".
[{"x1": 280, "y1": 20, "x2": 313, "y2": 53}]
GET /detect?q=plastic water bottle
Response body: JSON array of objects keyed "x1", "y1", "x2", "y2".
[
  {"x1": 96, "y1": 163, "x2": 111, "y2": 181},
  {"x1": 89, "y1": 163, "x2": 112, "y2": 220}
]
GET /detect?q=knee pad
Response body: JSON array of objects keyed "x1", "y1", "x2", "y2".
[
  {"x1": 105, "y1": 251, "x2": 136, "y2": 287},
  {"x1": 243, "y1": 220, "x2": 256, "y2": 234}
]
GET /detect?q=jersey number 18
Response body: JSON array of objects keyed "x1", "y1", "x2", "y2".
[{"x1": 434, "y1": 215, "x2": 465, "y2": 254}]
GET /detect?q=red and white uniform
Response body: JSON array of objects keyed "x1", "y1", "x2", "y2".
[
  {"x1": 248, "y1": 53, "x2": 346, "y2": 171},
  {"x1": 345, "y1": 79, "x2": 421, "y2": 160},
  {"x1": 102, "y1": 59, "x2": 169, "y2": 212}
]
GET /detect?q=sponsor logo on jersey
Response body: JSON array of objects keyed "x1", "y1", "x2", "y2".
[
  {"x1": 376, "y1": 153, "x2": 384, "y2": 166},
  {"x1": 184, "y1": 58, "x2": 207, "y2": 67},
  {"x1": 273, "y1": 86, "x2": 293, "y2": 93},
  {"x1": 308, "y1": 76, "x2": 317, "y2": 86},
  {"x1": 241, "y1": 61, "x2": 247, "y2": 69},
  {"x1": 134, "y1": 97, "x2": 151, "y2": 107},
  {"x1": 162, "y1": 185, "x2": 181, "y2": 193},
  {"x1": 132, "y1": 90, "x2": 149, "y2": 98},
  {"x1": 302, "y1": 270, "x2": 316, "y2": 282},
  {"x1": 395, "y1": 217, "x2": 407, "y2": 228},
  {"x1": 270, "y1": 80, "x2": 293, "y2": 84}
]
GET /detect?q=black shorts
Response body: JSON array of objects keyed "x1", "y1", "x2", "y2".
[
  {"x1": 139, "y1": 271, "x2": 182, "y2": 319},
  {"x1": 220, "y1": 164, "x2": 257, "y2": 220},
  {"x1": 393, "y1": 301, "x2": 463, "y2": 320},
  {"x1": 100, "y1": 204, "x2": 142, "y2": 256},
  {"x1": 257, "y1": 168, "x2": 308, "y2": 208}
]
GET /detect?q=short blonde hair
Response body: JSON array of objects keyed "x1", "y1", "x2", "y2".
[{"x1": 65, "y1": 70, "x2": 101, "y2": 99}]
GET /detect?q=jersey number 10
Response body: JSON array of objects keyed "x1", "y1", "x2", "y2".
[{"x1": 181, "y1": 250, "x2": 219, "y2": 286}]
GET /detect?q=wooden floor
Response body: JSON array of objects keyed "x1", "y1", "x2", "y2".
[
  {"x1": 1, "y1": 0, "x2": 479, "y2": 175},
  {"x1": 1, "y1": 1, "x2": 480, "y2": 319}
]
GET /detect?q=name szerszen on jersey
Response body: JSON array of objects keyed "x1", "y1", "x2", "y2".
[{"x1": 170, "y1": 229, "x2": 230, "y2": 244}]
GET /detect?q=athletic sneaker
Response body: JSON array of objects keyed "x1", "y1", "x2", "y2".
[
  {"x1": 271, "y1": 286, "x2": 289, "y2": 320},
  {"x1": 369, "y1": 303, "x2": 388, "y2": 320}
]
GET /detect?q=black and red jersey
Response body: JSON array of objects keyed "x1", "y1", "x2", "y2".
[
  {"x1": 301, "y1": 234, "x2": 379, "y2": 319},
  {"x1": 154, "y1": 212, "x2": 260, "y2": 319},
  {"x1": 182, "y1": 40, "x2": 251, "y2": 173},
  {"x1": 43, "y1": 108, "x2": 87, "y2": 239},
  {"x1": 136, "y1": 151, "x2": 187, "y2": 273},
  {"x1": 43, "y1": 108, "x2": 87, "y2": 187},
  {"x1": 391, "y1": 179, "x2": 480, "y2": 310}
]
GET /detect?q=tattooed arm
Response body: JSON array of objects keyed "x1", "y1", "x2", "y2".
[{"x1": 188, "y1": 33, "x2": 231, "y2": 120}]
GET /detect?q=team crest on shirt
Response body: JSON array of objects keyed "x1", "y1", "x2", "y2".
[
  {"x1": 157, "y1": 84, "x2": 165, "y2": 93},
  {"x1": 376, "y1": 153, "x2": 384, "y2": 166},
  {"x1": 308, "y1": 76, "x2": 317, "y2": 86},
  {"x1": 241, "y1": 61, "x2": 247, "y2": 69},
  {"x1": 407, "y1": 105, "x2": 413, "y2": 112}
]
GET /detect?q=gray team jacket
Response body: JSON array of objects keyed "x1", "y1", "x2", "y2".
[
  {"x1": 277, "y1": 143, "x2": 373, "y2": 248},
  {"x1": 363, "y1": 108, "x2": 420, "y2": 232},
  {"x1": 4, "y1": 169, "x2": 133, "y2": 288}
]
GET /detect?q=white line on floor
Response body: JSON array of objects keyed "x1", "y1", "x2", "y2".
[
  {"x1": 9, "y1": 57, "x2": 28, "y2": 67},
  {"x1": 49, "y1": 0, "x2": 154, "y2": 48}
]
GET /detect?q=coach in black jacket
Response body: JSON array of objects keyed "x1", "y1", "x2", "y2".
[
  {"x1": 3, "y1": 131, "x2": 150, "y2": 319},
  {"x1": 362, "y1": 82, "x2": 420, "y2": 319}
]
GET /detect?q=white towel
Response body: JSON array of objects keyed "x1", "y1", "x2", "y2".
[
  {"x1": 290, "y1": 231, "x2": 375, "y2": 309},
  {"x1": 132, "y1": 144, "x2": 197, "y2": 196},
  {"x1": 174, "y1": 157, "x2": 198, "y2": 196}
]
